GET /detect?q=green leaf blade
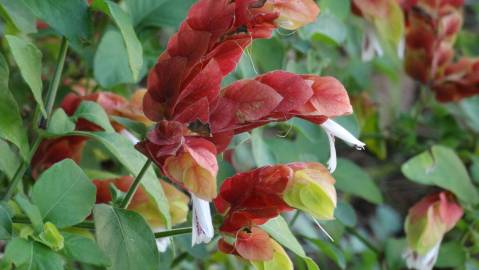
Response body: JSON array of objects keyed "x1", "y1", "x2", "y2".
[
  {"x1": 5, "y1": 35, "x2": 46, "y2": 117},
  {"x1": 31, "y1": 159, "x2": 96, "y2": 228},
  {"x1": 93, "y1": 204, "x2": 159, "y2": 270}
]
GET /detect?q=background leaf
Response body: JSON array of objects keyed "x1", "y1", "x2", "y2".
[
  {"x1": 92, "y1": 0, "x2": 143, "y2": 82},
  {"x1": 21, "y1": 0, "x2": 91, "y2": 47},
  {"x1": 333, "y1": 158, "x2": 383, "y2": 204},
  {"x1": 401, "y1": 145, "x2": 479, "y2": 204},
  {"x1": 0, "y1": 0, "x2": 36, "y2": 34}
]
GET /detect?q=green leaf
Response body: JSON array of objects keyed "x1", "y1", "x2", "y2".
[
  {"x1": 384, "y1": 238, "x2": 406, "y2": 270},
  {"x1": 31, "y1": 159, "x2": 96, "y2": 228},
  {"x1": 307, "y1": 238, "x2": 346, "y2": 269},
  {"x1": 92, "y1": 0, "x2": 143, "y2": 81},
  {"x1": 93, "y1": 204, "x2": 159, "y2": 270},
  {"x1": 0, "y1": 139, "x2": 20, "y2": 180},
  {"x1": 0, "y1": 52, "x2": 30, "y2": 160},
  {"x1": 0, "y1": 0, "x2": 36, "y2": 34},
  {"x1": 319, "y1": 0, "x2": 351, "y2": 21},
  {"x1": 123, "y1": 0, "x2": 167, "y2": 26},
  {"x1": 333, "y1": 159, "x2": 383, "y2": 204},
  {"x1": 0, "y1": 204, "x2": 12, "y2": 240},
  {"x1": 14, "y1": 194, "x2": 43, "y2": 233},
  {"x1": 436, "y1": 241, "x2": 467, "y2": 267},
  {"x1": 251, "y1": 129, "x2": 275, "y2": 167},
  {"x1": 300, "y1": 13, "x2": 347, "y2": 46},
  {"x1": 73, "y1": 131, "x2": 171, "y2": 228},
  {"x1": 73, "y1": 101, "x2": 115, "y2": 132},
  {"x1": 4, "y1": 238, "x2": 64, "y2": 270},
  {"x1": 21, "y1": 0, "x2": 91, "y2": 47},
  {"x1": 48, "y1": 109, "x2": 76, "y2": 135},
  {"x1": 5, "y1": 35, "x2": 46, "y2": 117},
  {"x1": 261, "y1": 216, "x2": 320, "y2": 270},
  {"x1": 334, "y1": 201, "x2": 357, "y2": 227},
  {"x1": 252, "y1": 38, "x2": 284, "y2": 72},
  {"x1": 62, "y1": 232, "x2": 111, "y2": 267},
  {"x1": 94, "y1": 28, "x2": 135, "y2": 87},
  {"x1": 133, "y1": 0, "x2": 195, "y2": 29},
  {"x1": 401, "y1": 145, "x2": 479, "y2": 204}
]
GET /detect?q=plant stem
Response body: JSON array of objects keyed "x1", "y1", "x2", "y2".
[
  {"x1": 119, "y1": 159, "x2": 152, "y2": 209},
  {"x1": 41, "y1": 36, "x2": 69, "y2": 128},
  {"x1": 12, "y1": 215, "x2": 95, "y2": 230},
  {"x1": 345, "y1": 226, "x2": 381, "y2": 254},
  {"x1": 3, "y1": 137, "x2": 42, "y2": 200},
  {"x1": 154, "y1": 227, "x2": 192, "y2": 238}
]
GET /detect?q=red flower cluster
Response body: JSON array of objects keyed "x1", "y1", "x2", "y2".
[
  {"x1": 403, "y1": 0, "x2": 479, "y2": 101},
  {"x1": 138, "y1": 0, "x2": 351, "y2": 203},
  {"x1": 214, "y1": 162, "x2": 336, "y2": 261}
]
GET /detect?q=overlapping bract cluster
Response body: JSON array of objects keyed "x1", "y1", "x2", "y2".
[
  {"x1": 31, "y1": 89, "x2": 189, "y2": 231},
  {"x1": 214, "y1": 162, "x2": 336, "y2": 262},
  {"x1": 403, "y1": 0, "x2": 479, "y2": 101},
  {"x1": 138, "y1": 0, "x2": 361, "y2": 260},
  {"x1": 138, "y1": 0, "x2": 354, "y2": 204},
  {"x1": 403, "y1": 191, "x2": 463, "y2": 270}
]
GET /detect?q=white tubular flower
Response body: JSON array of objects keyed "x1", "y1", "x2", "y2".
[
  {"x1": 120, "y1": 129, "x2": 140, "y2": 144},
  {"x1": 153, "y1": 228, "x2": 171, "y2": 253},
  {"x1": 403, "y1": 242, "x2": 441, "y2": 270},
  {"x1": 320, "y1": 119, "x2": 366, "y2": 173},
  {"x1": 361, "y1": 24, "x2": 384, "y2": 62},
  {"x1": 191, "y1": 194, "x2": 214, "y2": 246}
]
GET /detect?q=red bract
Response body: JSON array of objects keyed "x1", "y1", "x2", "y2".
[
  {"x1": 214, "y1": 162, "x2": 337, "y2": 261},
  {"x1": 209, "y1": 73, "x2": 352, "y2": 151}
]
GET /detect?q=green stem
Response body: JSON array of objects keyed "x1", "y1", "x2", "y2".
[
  {"x1": 154, "y1": 227, "x2": 192, "y2": 238},
  {"x1": 12, "y1": 215, "x2": 191, "y2": 239},
  {"x1": 119, "y1": 159, "x2": 152, "y2": 209},
  {"x1": 345, "y1": 227, "x2": 381, "y2": 254},
  {"x1": 12, "y1": 215, "x2": 95, "y2": 230},
  {"x1": 3, "y1": 137, "x2": 42, "y2": 200},
  {"x1": 41, "y1": 36, "x2": 69, "y2": 128}
]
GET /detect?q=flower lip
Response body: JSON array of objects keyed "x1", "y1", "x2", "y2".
[{"x1": 191, "y1": 194, "x2": 214, "y2": 246}]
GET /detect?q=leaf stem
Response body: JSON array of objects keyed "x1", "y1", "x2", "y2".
[
  {"x1": 119, "y1": 159, "x2": 152, "y2": 209},
  {"x1": 40, "y1": 36, "x2": 69, "y2": 128},
  {"x1": 154, "y1": 227, "x2": 192, "y2": 238}
]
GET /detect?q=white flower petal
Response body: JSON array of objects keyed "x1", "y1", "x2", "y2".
[
  {"x1": 120, "y1": 129, "x2": 140, "y2": 144},
  {"x1": 403, "y1": 242, "x2": 441, "y2": 270},
  {"x1": 191, "y1": 194, "x2": 214, "y2": 246},
  {"x1": 324, "y1": 130, "x2": 337, "y2": 173},
  {"x1": 153, "y1": 228, "x2": 171, "y2": 253},
  {"x1": 321, "y1": 119, "x2": 365, "y2": 150}
]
